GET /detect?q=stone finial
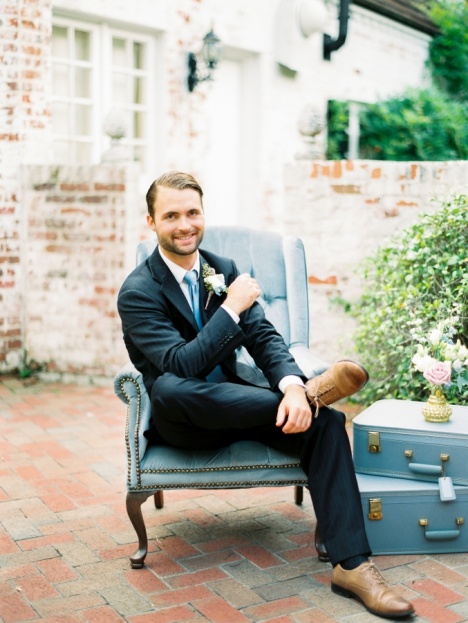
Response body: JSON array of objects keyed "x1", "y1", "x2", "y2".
[{"x1": 296, "y1": 104, "x2": 325, "y2": 160}]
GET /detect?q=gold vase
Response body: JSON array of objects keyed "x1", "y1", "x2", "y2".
[{"x1": 421, "y1": 388, "x2": 452, "y2": 423}]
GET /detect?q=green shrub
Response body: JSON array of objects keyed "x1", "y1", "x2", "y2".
[
  {"x1": 326, "y1": 100, "x2": 349, "y2": 160},
  {"x1": 358, "y1": 88, "x2": 468, "y2": 160},
  {"x1": 352, "y1": 193, "x2": 468, "y2": 405},
  {"x1": 327, "y1": 88, "x2": 468, "y2": 161},
  {"x1": 422, "y1": 0, "x2": 468, "y2": 102}
]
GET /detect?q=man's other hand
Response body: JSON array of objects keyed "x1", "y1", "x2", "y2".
[
  {"x1": 276, "y1": 384, "x2": 312, "y2": 433},
  {"x1": 224, "y1": 273, "x2": 261, "y2": 315}
]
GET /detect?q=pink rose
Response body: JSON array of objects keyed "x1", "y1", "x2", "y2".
[{"x1": 423, "y1": 361, "x2": 451, "y2": 385}]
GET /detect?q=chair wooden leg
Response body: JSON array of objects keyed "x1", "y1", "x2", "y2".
[
  {"x1": 294, "y1": 485, "x2": 304, "y2": 505},
  {"x1": 126, "y1": 491, "x2": 153, "y2": 568},
  {"x1": 154, "y1": 490, "x2": 164, "y2": 509}
]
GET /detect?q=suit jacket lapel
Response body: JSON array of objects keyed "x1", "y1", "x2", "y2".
[
  {"x1": 199, "y1": 253, "x2": 226, "y2": 324},
  {"x1": 147, "y1": 247, "x2": 199, "y2": 331}
]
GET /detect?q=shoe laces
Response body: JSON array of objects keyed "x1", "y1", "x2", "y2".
[
  {"x1": 308, "y1": 372, "x2": 334, "y2": 417},
  {"x1": 311, "y1": 373, "x2": 334, "y2": 399},
  {"x1": 361, "y1": 561, "x2": 386, "y2": 586}
]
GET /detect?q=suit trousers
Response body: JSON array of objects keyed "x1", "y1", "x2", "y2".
[{"x1": 151, "y1": 373, "x2": 371, "y2": 566}]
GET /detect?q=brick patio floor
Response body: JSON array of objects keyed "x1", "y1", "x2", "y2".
[{"x1": 1, "y1": 375, "x2": 468, "y2": 623}]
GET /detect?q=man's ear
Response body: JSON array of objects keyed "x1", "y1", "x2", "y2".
[{"x1": 147, "y1": 214, "x2": 156, "y2": 232}]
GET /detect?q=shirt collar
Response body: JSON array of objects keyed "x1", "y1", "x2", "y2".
[{"x1": 158, "y1": 246, "x2": 200, "y2": 285}]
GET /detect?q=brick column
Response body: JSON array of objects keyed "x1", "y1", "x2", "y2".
[
  {"x1": 22, "y1": 164, "x2": 141, "y2": 380},
  {"x1": 0, "y1": 0, "x2": 52, "y2": 371}
]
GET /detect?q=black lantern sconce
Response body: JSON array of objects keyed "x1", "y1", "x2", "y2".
[{"x1": 187, "y1": 29, "x2": 223, "y2": 92}]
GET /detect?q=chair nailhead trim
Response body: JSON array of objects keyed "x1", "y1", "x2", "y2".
[
  {"x1": 121, "y1": 376, "x2": 143, "y2": 489},
  {"x1": 128, "y1": 479, "x2": 307, "y2": 491},
  {"x1": 141, "y1": 463, "x2": 301, "y2": 474}
]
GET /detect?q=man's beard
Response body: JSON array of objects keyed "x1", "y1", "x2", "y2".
[{"x1": 159, "y1": 231, "x2": 204, "y2": 256}]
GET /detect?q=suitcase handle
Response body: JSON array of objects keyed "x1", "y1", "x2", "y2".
[
  {"x1": 419, "y1": 518, "x2": 464, "y2": 541},
  {"x1": 424, "y1": 529, "x2": 460, "y2": 541},
  {"x1": 408, "y1": 462, "x2": 442, "y2": 476}
]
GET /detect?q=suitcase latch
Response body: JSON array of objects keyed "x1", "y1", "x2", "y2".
[
  {"x1": 368, "y1": 498, "x2": 382, "y2": 520},
  {"x1": 368, "y1": 431, "x2": 381, "y2": 453}
]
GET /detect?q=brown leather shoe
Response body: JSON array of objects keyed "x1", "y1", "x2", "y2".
[
  {"x1": 314, "y1": 525, "x2": 330, "y2": 563},
  {"x1": 331, "y1": 561, "x2": 414, "y2": 619},
  {"x1": 305, "y1": 360, "x2": 369, "y2": 412}
]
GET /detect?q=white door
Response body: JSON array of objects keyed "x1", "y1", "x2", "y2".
[{"x1": 200, "y1": 52, "x2": 259, "y2": 228}]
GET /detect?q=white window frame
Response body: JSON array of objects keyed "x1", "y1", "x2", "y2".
[
  {"x1": 51, "y1": 17, "x2": 100, "y2": 164},
  {"x1": 51, "y1": 15, "x2": 158, "y2": 175}
]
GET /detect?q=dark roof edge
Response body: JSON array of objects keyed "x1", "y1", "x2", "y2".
[{"x1": 352, "y1": 0, "x2": 439, "y2": 36}]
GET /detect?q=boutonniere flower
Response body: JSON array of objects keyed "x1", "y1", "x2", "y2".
[{"x1": 202, "y1": 263, "x2": 228, "y2": 309}]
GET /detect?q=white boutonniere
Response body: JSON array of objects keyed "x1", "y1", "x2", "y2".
[{"x1": 202, "y1": 263, "x2": 228, "y2": 309}]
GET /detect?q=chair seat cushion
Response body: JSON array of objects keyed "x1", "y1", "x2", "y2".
[{"x1": 135, "y1": 440, "x2": 307, "y2": 490}]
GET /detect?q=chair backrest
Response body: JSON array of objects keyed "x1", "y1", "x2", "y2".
[{"x1": 136, "y1": 226, "x2": 310, "y2": 349}]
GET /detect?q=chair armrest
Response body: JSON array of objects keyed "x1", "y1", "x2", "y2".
[
  {"x1": 114, "y1": 362, "x2": 151, "y2": 488},
  {"x1": 289, "y1": 345, "x2": 328, "y2": 379}
]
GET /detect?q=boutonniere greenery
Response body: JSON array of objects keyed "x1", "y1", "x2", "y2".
[{"x1": 202, "y1": 263, "x2": 228, "y2": 309}]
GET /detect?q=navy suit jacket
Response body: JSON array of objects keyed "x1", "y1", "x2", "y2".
[{"x1": 117, "y1": 246, "x2": 305, "y2": 396}]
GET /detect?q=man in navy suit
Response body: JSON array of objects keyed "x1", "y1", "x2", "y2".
[{"x1": 118, "y1": 171, "x2": 413, "y2": 620}]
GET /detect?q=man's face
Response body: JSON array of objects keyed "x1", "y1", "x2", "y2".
[{"x1": 147, "y1": 186, "x2": 205, "y2": 267}]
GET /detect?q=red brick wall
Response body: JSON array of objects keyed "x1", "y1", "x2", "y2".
[
  {"x1": 284, "y1": 160, "x2": 468, "y2": 362},
  {"x1": 22, "y1": 165, "x2": 141, "y2": 378},
  {"x1": 0, "y1": 0, "x2": 52, "y2": 371}
]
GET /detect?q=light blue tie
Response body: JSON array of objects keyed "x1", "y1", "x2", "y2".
[
  {"x1": 184, "y1": 270, "x2": 202, "y2": 330},
  {"x1": 184, "y1": 269, "x2": 226, "y2": 383}
]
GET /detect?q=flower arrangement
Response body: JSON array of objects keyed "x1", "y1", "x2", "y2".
[
  {"x1": 411, "y1": 312, "x2": 468, "y2": 399},
  {"x1": 202, "y1": 263, "x2": 228, "y2": 309}
]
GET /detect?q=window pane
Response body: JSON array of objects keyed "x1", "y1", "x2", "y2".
[
  {"x1": 75, "y1": 104, "x2": 92, "y2": 135},
  {"x1": 51, "y1": 102, "x2": 70, "y2": 134},
  {"x1": 134, "y1": 145, "x2": 145, "y2": 163},
  {"x1": 133, "y1": 42, "x2": 144, "y2": 69},
  {"x1": 53, "y1": 140, "x2": 72, "y2": 163},
  {"x1": 112, "y1": 72, "x2": 128, "y2": 105},
  {"x1": 112, "y1": 37, "x2": 126, "y2": 66},
  {"x1": 75, "y1": 142, "x2": 92, "y2": 164},
  {"x1": 52, "y1": 26, "x2": 68, "y2": 56},
  {"x1": 75, "y1": 30, "x2": 91, "y2": 61},
  {"x1": 52, "y1": 63, "x2": 69, "y2": 96},
  {"x1": 133, "y1": 111, "x2": 145, "y2": 138},
  {"x1": 75, "y1": 67, "x2": 91, "y2": 98},
  {"x1": 133, "y1": 76, "x2": 145, "y2": 104}
]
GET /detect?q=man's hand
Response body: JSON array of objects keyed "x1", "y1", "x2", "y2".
[
  {"x1": 224, "y1": 273, "x2": 261, "y2": 316},
  {"x1": 276, "y1": 384, "x2": 312, "y2": 434}
]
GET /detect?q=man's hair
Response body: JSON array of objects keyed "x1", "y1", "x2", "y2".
[{"x1": 146, "y1": 171, "x2": 204, "y2": 218}]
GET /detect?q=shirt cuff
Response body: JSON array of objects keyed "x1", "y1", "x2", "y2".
[
  {"x1": 221, "y1": 304, "x2": 240, "y2": 324},
  {"x1": 278, "y1": 375, "x2": 306, "y2": 394}
]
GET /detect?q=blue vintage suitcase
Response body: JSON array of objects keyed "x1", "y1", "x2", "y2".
[
  {"x1": 357, "y1": 473, "x2": 468, "y2": 555},
  {"x1": 353, "y1": 399, "x2": 468, "y2": 487}
]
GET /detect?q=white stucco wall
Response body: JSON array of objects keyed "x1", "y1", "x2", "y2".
[{"x1": 51, "y1": 0, "x2": 432, "y2": 227}]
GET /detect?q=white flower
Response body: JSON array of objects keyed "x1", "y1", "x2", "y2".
[
  {"x1": 428, "y1": 329, "x2": 442, "y2": 345},
  {"x1": 412, "y1": 353, "x2": 437, "y2": 373},
  {"x1": 204, "y1": 274, "x2": 227, "y2": 296},
  {"x1": 444, "y1": 344, "x2": 458, "y2": 361},
  {"x1": 202, "y1": 262, "x2": 228, "y2": 308}
]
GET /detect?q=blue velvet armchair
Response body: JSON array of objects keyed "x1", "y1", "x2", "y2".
[{"x1": 114, "y1": 226, "x2": 328, "y2": 568}]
